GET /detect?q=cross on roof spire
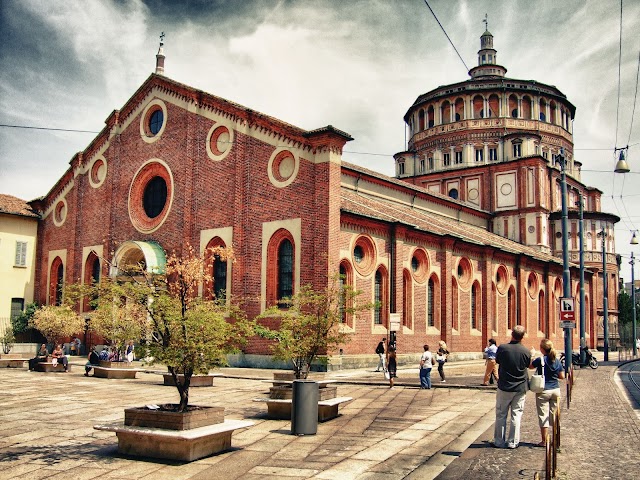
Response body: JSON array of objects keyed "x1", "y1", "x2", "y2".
[
  {"x1": 483, "y1": 13, "x2": 488, "y2": 31},
  {"x1": 160, "y1": 31, "x2": 165, "y2": 46}
]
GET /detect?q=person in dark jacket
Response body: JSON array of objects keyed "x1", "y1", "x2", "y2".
[
  {"x1": 84, "y1": 346, "x2": 100, "y2": 376},
  {"x1": 493, "y1": 325, "x2": 532, "y2": 449},
  {"x1": 375, "y1": 338, "x2": 386, "y2": 372}
]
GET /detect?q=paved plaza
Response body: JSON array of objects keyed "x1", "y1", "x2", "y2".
[{"x1": 1, "y1": 356, "x2": 639, "y2": 479}]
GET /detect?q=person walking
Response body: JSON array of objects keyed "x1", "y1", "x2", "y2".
[
  {"x1": 375, "y1": 338, "x2": 386, "y2": 372},
  {"x1": 386, "y1": 346, "x2": 397, "y2": 388},
  {"x1": 482, "y1": 338, "x2": 499, "y2": 386},
  {"x1": 493, "y1": 325, "x2": 532, "y2": 449},
  {"x1": 419, "y1": 344, "x2": 434, "y2": 389},
  {"x1": 529, "y1": 339, "x2": 564, "y2": 446},
  {"x1": 436, "y1": 340, "x2": 449, "y2": 382}
]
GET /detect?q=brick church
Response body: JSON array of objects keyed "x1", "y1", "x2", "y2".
[{"x1": 28, "y1": 30, "x2": 619, "y2": 367}]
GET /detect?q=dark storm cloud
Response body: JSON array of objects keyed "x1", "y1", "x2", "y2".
[{"x1": 0, "y1": 2, "x2": 88, "y2": 105}]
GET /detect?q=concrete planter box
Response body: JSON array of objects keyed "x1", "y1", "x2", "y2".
[
  {"x1": 163, "y1": 374, "x2": 214, "y2": 387},
  {"x1": 269, "y1": 385, "x2": 337, "y2": 400},
  {"x1": 99, "y1": 360, "x2": 133, "y2": 368},
  {"x1": 124, "y1": 405, "x2": 224, "y2": 431}
]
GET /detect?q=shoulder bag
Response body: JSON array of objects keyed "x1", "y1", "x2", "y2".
[{"x1": 529, "y1": 356, "x2": 545, "y2": 393}]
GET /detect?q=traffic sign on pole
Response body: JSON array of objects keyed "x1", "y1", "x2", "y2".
[{"x1": 560, "y1": 297, "x2": 575, "y2": 321}]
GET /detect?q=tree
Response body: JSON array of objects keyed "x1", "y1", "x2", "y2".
[
  {"x1": 256, "y1": 275, "x2": 366, "y2": 378},
  {"x1": 88, "y1": 277, "x2": 149, "y2": 359},
  {"x1": 84, "y1": 245, "x2": 253, "y2": 412},
  {"x1": 11, "y1": 302, "x2": 38, "y2": 335},
  {"x1": 1, "y1": 326, "x2": 15, "y2": 354},
  {"x1": 30, "y1": 305, "x2": 86, "y2": 346}
]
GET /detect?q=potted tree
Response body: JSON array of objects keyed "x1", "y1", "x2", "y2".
[
  {"x1": 89, "y1": 245, "x2": 253, "y2": 423},
  {"x1": 256, "y1": 275, "x2": 365, "y2": 401}
]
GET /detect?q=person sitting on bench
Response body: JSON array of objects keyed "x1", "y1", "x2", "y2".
[
  {"x1": 51, "y1": 344, "x2": 69, "y2": 372},
  {"x1": 29, "y1": 344, "x2": 49, "y2": 370},
  {"x1": 85, "y1": 346, "x2": 100, "y2": 376}
]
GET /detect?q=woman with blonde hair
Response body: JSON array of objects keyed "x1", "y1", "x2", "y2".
[
  {"x1": 436, "y1": 340, "x2": 449, "y2": 382},
  {"x1": 529, "y1": 338, "x2": 565, "y2": 446}
]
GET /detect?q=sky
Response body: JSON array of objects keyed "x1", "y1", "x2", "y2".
[{"x1": 1, "y1": 0, "x2": 639, "y2": 280}]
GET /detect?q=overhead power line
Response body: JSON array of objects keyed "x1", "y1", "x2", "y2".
[
  {"x1": 422, "y1": 0, "x2": 469, "y2": 72},
  {"x1": 0, "y1": 123, "x2": 99, "y2": 134}
]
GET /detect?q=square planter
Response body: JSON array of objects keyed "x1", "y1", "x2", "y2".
[
  {"x1": 99, "y1": 360, "x2": 133, "y2": 368},
  {"x1": 124, "y1": 405, "x2": 224, "y2": 431},
  {"x1": 269, "y1": 385, "x2": 337, "y2": 400},
  {"x1": 163, "y1": 374, "x2": 214, "y2": 387}
]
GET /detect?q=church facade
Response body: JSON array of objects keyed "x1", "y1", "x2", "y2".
[{"x1": 28, "y1": 32, "x2": 618, "y2": 366}]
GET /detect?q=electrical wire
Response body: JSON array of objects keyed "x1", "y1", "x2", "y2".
[
  {"x1": 627, "y1": 49, "x2": 640, "y2": 146},
  {"x1": 422, "y1": 0, "x2": 469, "y2": 72},
  {"x1": 614, "y1": 0, "x2": 623, "y2": 149},
  {"x1": 0, "y1": 123, "x2": 99, "y2": 134}
]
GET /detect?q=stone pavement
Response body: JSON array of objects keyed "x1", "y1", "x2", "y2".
[
  {"x1": 435, "y1": 358, "x2": 640, "y2": 480},
  {"x1": 0, "y1": 356, "x2": 638, "y2": 479}
]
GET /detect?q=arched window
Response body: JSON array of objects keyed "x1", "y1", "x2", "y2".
[
  {"x1": 49, "y1": 257, "x2": 64, "y2": 306},
  {"x1": 509, "y1": 94, "x2": 518, "y2": 118},
  {"x1": 488, "y1": 94, "x2": 500, "y2": 118},
  {"x1": 373, "y1": 267, "x2": 388, "y2": 326},
  {"x1": 418, "y1": 109, "x2": 425, "y2": 131},
  {"x1": 339, "y1": 261, "x2": 354, "y2": 325},
  {"x1": 522, "y1": 96, "x2": 532, "y2": 119},
  {"x1": 455, "y1": 98, "x2": 464, "y2": 121},
  {"x1": 471, "y1": 282, "x2": 480, "y2": 330},
  {"x1": 508, "y1": 286, "x2": 516, "y2": 330},
  {"x1": 549, "y1": 101, "x2": 557, "y2": 125},
  {"x1": 266, "y1": 229, "x2": 296, "y2": 308},
  {"x1": 427, "y1": 106, "x2": 435, "y2": 128},
  {"x1": 277, "y1": 239, "x2": 293, "y2": 304},
  {"x1": 428, "y1": 277, "x2": 435, "y2": 327},
  {"x1": 204, "y1": 238, "x2": 229, "y2": 301},
  {"x1": 539, "y1": 99, "x2": 547, "y2": 122},
  {"x1": 83, "y1": 252, "x2": 101, "y2": 311},
  {"x1": 441, "y1": 101, "x2": 451, "y2": 124},
  {"x1": 473, "y1": 95, "x2": 483, "y2": 119},
  {"x1": 403, "y1": 269, "x2": 412, "y2": 328},
  {"x1": 452, "y1": 278, "x2": 459, "y2": 330},
  {"x1": 538, "y1": 291, "x2": 546, "y2": 333}
]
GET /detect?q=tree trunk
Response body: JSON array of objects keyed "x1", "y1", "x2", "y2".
[{"x1": 169, "y1": 366, "x2": 192, "y2": 412}]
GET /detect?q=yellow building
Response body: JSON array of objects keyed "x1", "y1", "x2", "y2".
[{"x1": 0, "y1": 194, "x2": 38, "y2": 336}]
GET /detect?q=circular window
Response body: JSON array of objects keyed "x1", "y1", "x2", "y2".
[
  {"x1": 206, "y1": 123, "x2": 234, "y2": 161},
  {"x1": 268, "y1": 149, "x2": 299, "y2": 188},
  {"x1": 410, "y1": 248, "x2": 430, "y2": 283},
  {"x1": 555, "y1": 231, "x2": 562, "y2": 238},
  {"x1": 89, "y1": 157, "x2": 107, "y2": 188},
  {"x1": 143, "y1": 176, "x2": 167, "y2": 218},
  {"x1": 528, "y1": 226, "x2": 535, "y2": 233},
  {"x1": 53, "y1": 199, "x2": 67, "y2": 227},
  {"x1": 527, "y1": 272, "x2": 539, "y2": 299},
  {"x1": 448, "y1": 188, "x2": 459, "y2": 200},
  {"x1": 149, "y1": 109, "x2": 163, "y2": 135},
  {"x1": 140, "y1": 99, "x2": 168, "y2": 144},
  {"x1": 495, "y1": 265, "x2": 508, "y2": 294},
  {"x1": 457, "y1": 257, "x2": 472, "y2": 288},
  {"x1": 352, "y1": 235, "x2": 376, "y2": 276},
  {"x1": 128, "y1": 159, "x2": 174, "y2": 233}
]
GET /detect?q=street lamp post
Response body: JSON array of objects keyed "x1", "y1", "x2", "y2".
[
  {"x1": 599, "y1": 230, "x2": 609, "y2": 361},
  {"x1": 578, "y1": 197, "x2": 586, "y2": 364},
  {"x1": 559, "y1": 149, "x2": 572, "y2": 372},
  {"x1": 631, "y1": 231, "x2": 638, "y2": 357}
]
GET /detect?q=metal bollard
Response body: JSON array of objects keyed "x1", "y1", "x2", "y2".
[{"x1": 291, "y1": 380, "x2": 318, "y2": 435}]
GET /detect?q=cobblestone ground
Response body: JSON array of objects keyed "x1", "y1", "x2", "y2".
[
  {"x1": 434, "y1": 360, "x2": 640, "y2": 480},
  {"x1": 0, "y1": 362, "x2": 495, "y2": 480},
  {"x1": 557, "y1": 362, "x2": 640, "y2": 480}
]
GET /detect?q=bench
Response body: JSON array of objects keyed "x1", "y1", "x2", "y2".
[
  {"x1": 92, "y1": 366, "x2": 140, "y2": 379},
  {"x1": 34, "y1": 362, "x2": 69, "y2": 373},
  {"x1": 264, "y1": 379, "x2": 336, "y2": 387},
  {"x1": 93, "y1": 419, "x2": 254, "y2": 462},
  {"x1": 253, "y1": 396, "x2": 353, "y2": 422},
  {"x1": 0, "y1": 358, "x2": 28, "y2": 368}
]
